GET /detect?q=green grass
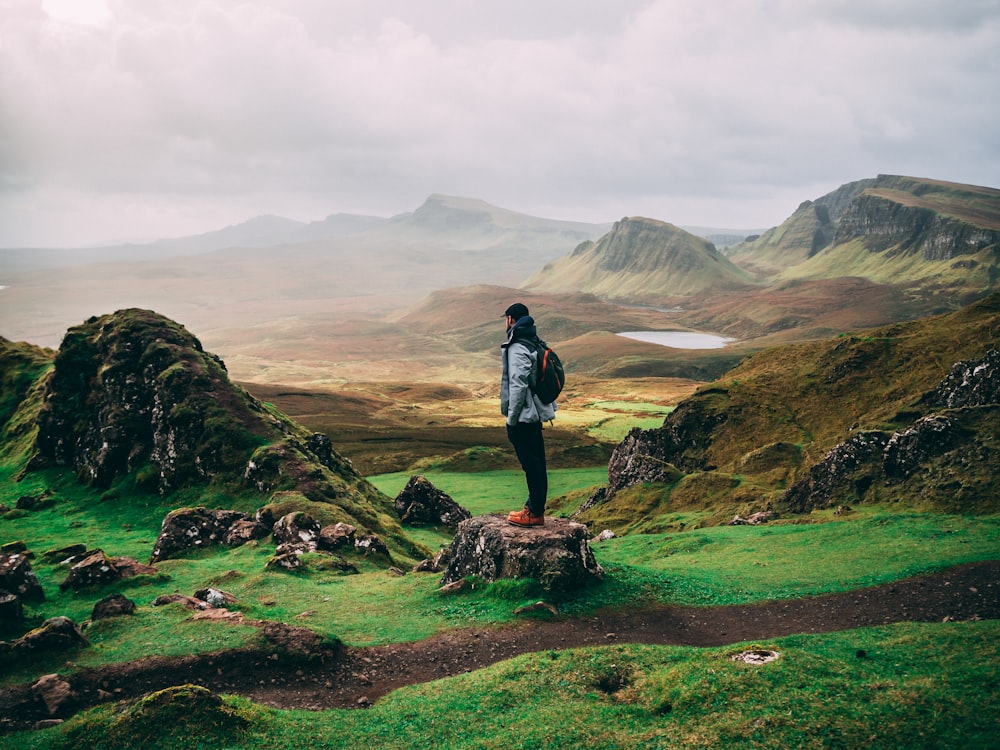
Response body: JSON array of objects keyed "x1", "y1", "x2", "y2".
[
  {"x1": 369, "y1": 467, "x2": 609, "y2": 517},
  {"x1": 4, "y1": 468, "x2": 997, "y2": 671},
  {"x1": 594, "y1": 509, "x2": 1000, "y2": 606},
  {"x1": 11, "y1": 621, "x2": 998, "y2": 750},
  {"x1": 582, "y1": 401, "x2": 673, "y2": 442}
]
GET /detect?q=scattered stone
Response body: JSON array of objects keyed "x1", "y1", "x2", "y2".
[
  {"x1": 0, "y1": 552, "x2": 45, "y2": 601},
  {"x1": 0, "y1": 589, "x2": 23, "y2": 627},
  {"x1": 41, "y1": 544, "x2": 88, "y2": 565},
  {"x1": 111, "y1": 557, "x2": 158, "y2": 578},
  {"x1": 192, "y1": 608, "x2": 245, "y2": 623},
  {"x1": 441, "y1": 515, "x2": 603, "y2": 593},
  {"x1": 11, "y1": 616, "x2": 89, "y2": 655},
  {"x1": 883, "y1": 415, "x2": 960, "y2": 479},
  {"x1": 194, "y1": 588, "x2": 237, "y2": 608},
  {"x1": 272, "y1": 512, "x2": 321, "y2": 549},
  {"x1": 152, "y1": 593, "x2": 209, "y2": 610},
  {"x1": 437, "y1": 579, "x2": 468, "y2": 595},
  {"x1": 92, "y1": 593, "x2": 136, "y2": 620},
  {"x1": 16, "y1": 491, "x2": 53, "y2": 511},
  {"x1": 922, "y1": 348, "x2": 1000, "y2": 408},
  {"x1": 266, "y1": 551, "x2": 305, "y2": 571},
  {"x1": 513, "y1": 601, "x2": 559, "y2": 616},
  {"x1": 59, "y1": 550, "x2": 121, "y2": 591},
  {"x1": 730, "y1": 511, "x2": 778, "y2": 525},
  {"x1": 432, "y1": 548, "x2": 450, "y2": 568},
  {"x1": 222, "y1": 518, "x2": 270, "y2": 547},
  {"x1": 150, "y1": 507, "x2": 252, "y2": 563},
  {"x1": 32, "y1": 674, "x2": 76, "y2": 716},
  {"x1": 354, "y1": 534, "x2": 390, "y2": 559},
  {"x1": 834, "y1": 505, "x2": 853, "y2": 515},
  {"x1": 34, "y1": 719, "x2": 64, "y2": 730},
  {"x1": 393, "y1": 475, "x2": 472, "y2": 529},
  {"x1": 318, "y1": 522, "x2": 356, "y2": 550},
  {"x1": 410, "y1": 549, "x2": 450, "y2": 575},
  {"x1": 254, "y1": 506, "x2": 275, "y2": 527},
  {"x1": 731, "y1": 649, "x2": 780, "y2": 664},
  {"x1": 388, "y1": 566, "x2": 407, "y2": 577},
  {"x1": 595, "y1": 529, "x2": 616, "y2": 541}
]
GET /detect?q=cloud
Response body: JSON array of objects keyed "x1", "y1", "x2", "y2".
[{"x1": 0, "y1": 0, "x2": 998, "y2": 246}]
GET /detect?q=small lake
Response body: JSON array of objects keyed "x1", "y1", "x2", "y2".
[{"x1": 617, "y1": 331, "x2": 733, "y2": 349}]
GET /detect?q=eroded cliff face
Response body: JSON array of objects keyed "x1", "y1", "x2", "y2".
[{"x1": 834, "y1": 193, "x2": 1000, "y2": 260}]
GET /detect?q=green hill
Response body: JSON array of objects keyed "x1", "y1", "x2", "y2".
[{"x1": 522, "y1": 217, "x2": 756, "y2": 304}]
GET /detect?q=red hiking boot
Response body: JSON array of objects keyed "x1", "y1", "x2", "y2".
[{"x1": 507, "y1": 508, "x2": 544, "y2": 527}]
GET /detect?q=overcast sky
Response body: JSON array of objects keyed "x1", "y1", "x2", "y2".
[{"x1": 2, "y1": 0, "x2": 998, "y2": 247}]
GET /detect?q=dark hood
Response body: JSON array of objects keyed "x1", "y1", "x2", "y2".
[{"x1": 505, "y1": 315, "x2": 537, "y2": 345}]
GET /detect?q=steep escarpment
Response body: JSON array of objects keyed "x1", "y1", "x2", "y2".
[
  {"x1": 833, "y1": 189, "x2": 1000, "y2": 260},
  {"x1": 578, "y1": 294, "x2": 1000, "y2": 530},
  {"x1": 522, "y1": 217, "x2": 755, "y2": 303},
  {"x1": 9, "y1": 309, "x2": 418, "y2": 557},
  {"x1": 726, "y1": 178, "x2": 877, "y2": 277},
  {"x1": 728, "y1": 176, "x2": 1000, "y2": 304}
]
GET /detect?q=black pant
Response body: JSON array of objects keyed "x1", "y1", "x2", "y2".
[{"x1": 507, "y1": 421, "x2": 548, "y2": 515}]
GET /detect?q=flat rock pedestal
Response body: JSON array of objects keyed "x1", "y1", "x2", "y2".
[{"x1": 440, "y1": 514, "x2": 603, "y2": 594}]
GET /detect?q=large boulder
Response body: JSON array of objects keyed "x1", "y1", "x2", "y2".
[
  {"x1": 0, "y1": 553, "x2": 45, "y2": 602},
  {"x1": 394, "y1": 475, "x2": 471, "y2": 529},
  {"x1": 6, "y1": 616, "x2": 89, "y2": 656},
  {"x1": 92, "y1": 593, "x2": 137, "y2": 620},
  {"x1": 150, "y1": 507, "x2": 251, "y2": 562},
  {"x1": 441, "y1": 515, "x2": 603, "y2": 593},
  {"x1": 59, "y1": 550, "x2": 122, "y2": 591}
]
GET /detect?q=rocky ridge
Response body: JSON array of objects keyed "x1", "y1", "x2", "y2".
[{"x1": 579, "y1": 297, "x2": 1000, "y2": 527}]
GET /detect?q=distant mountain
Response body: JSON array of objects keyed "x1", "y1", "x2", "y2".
[
  {"x1": 723, "y1": 179, "x2": 878, "y2": 277},
  {"x1": 728, "y1": 175, "x2": 1000, "y2": 306},
  {"x1": 521, "y1": 217, "x2": 756, "y2": 303},
  {"x1": 0, "y1": 212, "x2": 388, "y2": 274},
  {"x1": 0, "y1": 195, "x2": 612, "y2": 349}
]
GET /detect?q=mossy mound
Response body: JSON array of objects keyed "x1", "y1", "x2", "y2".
[
  {"x1": 59, "y1": 685, "x2": 256, "y2": 750},
  {"x1": 2, "y1": 309, "x2": 425, "y2": 561}
]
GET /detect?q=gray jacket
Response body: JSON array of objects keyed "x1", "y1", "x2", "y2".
[{"x1": 501, "y1": 316, "x2": 557, "y2": 426}]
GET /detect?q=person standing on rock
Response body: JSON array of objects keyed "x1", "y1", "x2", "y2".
[{"x1": 501, "y1": 302, "x2": 556, "y2": 527}]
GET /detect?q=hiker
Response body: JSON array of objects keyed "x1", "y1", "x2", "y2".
[{"x1": 501, "y1": 302, "x2": 556, "y2": 527}]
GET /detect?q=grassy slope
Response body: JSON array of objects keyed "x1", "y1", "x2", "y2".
[{"x1": 576, "y1": 294, "x2": 1000, "y2": 535}]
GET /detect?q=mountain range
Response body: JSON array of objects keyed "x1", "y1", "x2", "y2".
[{"x1": 1, "y1": 175, "x2": 998, "y2": 387}]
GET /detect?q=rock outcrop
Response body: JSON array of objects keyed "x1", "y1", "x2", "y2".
[
  {"x1": 1, "y1": 616, "x2": 89, "y2": 658},
  {"x1": 18, "y1": 308, "x2": 421, "y2": 560},
  {"x1": 0, "y1": 553, "x2": 44, "y2": 604},
  {"x1": 441, "y1": 515, "x2": 603, "y2": 593},
  {"x1": 835, "y1": 188, "x2": 1000, "y2": 260},
  {"x1": 150, "y1": 507, "x2": 257, "y2": 563},
  {"x1": 393, "y1": 475, "x2": 471, "y2": 529},
  {"x1": 783, "y1": 349, "x2": 999, "y2": 512},
  {"x1": 580, "y1": 303, "x2": 1000, "y2": 524}
]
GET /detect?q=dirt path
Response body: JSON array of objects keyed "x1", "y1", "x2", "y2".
[{"x1": 2, "y1": 561, "x2": 997, "y2": 731}]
